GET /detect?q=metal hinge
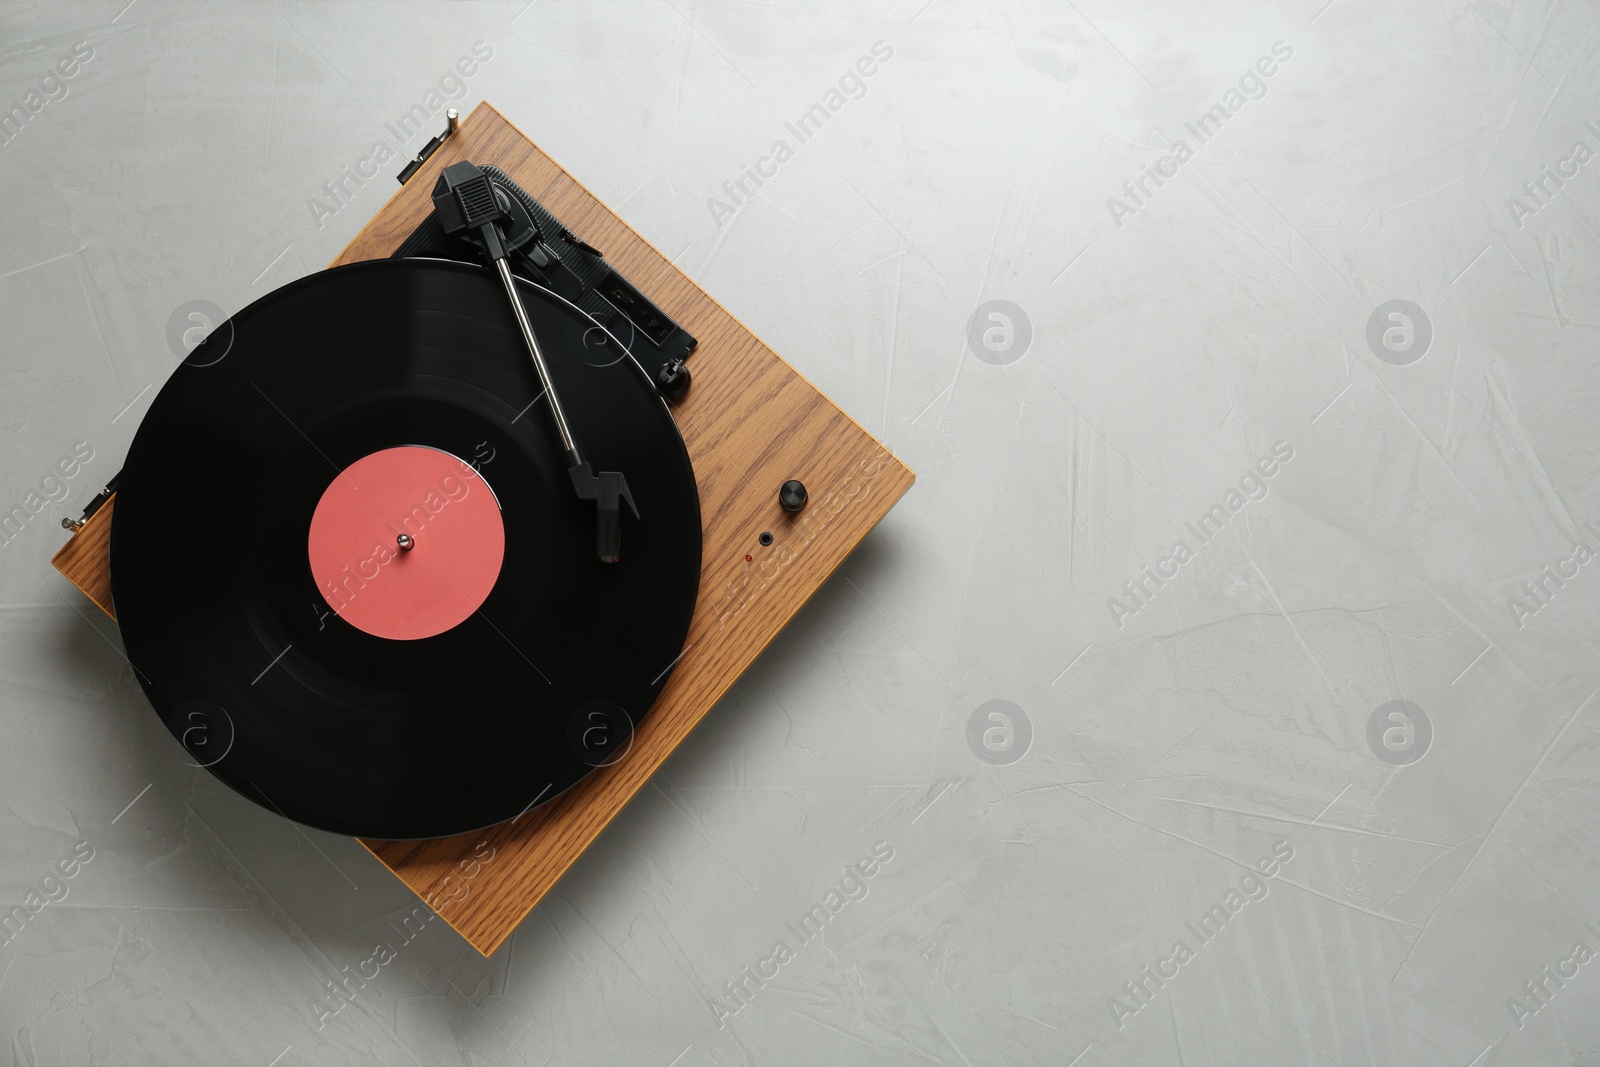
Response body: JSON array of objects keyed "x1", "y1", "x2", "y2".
[
  {"x1": 61, "y1": 471, "x2": 119, "y2": 531},
  {"x1": 396, "y1": 108, "x2": 462, "y2": 186}
]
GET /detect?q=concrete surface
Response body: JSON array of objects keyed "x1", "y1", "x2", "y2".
[{"x1": 2, "y1": 0, "x2": 1599, "y2": 1064}]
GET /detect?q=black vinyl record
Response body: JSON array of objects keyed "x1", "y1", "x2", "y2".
[{"x1": 110, "y1": 258, "x2": 701, "y2": 839}]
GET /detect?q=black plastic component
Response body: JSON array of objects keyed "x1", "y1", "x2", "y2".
[
  {"x1": 486, "y1": 186, "x2": 538, "y2": 255},
  {"x1": 656, "y1": 358, "x2": 691, "y2": 400},
  {"x1": 392, "y1": 165, "x2": 697, "y2": 378},
  {"x1": 780, "y1": 480, "x2": 808, "y2": 513},
  {"x1": 396, "y1": 112, "x2": 461, "y2": 185},
  {"x1": 567, "y1": 452, "x2": 639, "y2": 564},
  {"x1": 432, "y1": 162, "x2": 508, "y2": 260},
  {"x1": 396, "y1": 134, "x2": 443, "y2": 185},
  {"x1": 84, "y1": 472, "x2": 120, "y2": 520},
  {"x1": 595, "y1": 268, "x2": 674, "y2": 346},
  {"x1": 758, "y1": 531, "x2": 773, "y2": 547},
  {"x1": 561, "y1": 228, "x2": 603, "y2": 257},
  {"x1": 64, "y1": 471, "x2": 121, "y2": 529}
]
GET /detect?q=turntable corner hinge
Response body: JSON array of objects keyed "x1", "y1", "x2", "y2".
[
  {"x1": 396, "y1": 108, "x2": 461, "y2": 187},
  {"x1": 61, "y1": 471, "x2": 119, "y2": 532}
]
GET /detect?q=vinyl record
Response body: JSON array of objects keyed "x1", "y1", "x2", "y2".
[{"x1": 110, "y1": 258, "x2": 701, "y2": 839}]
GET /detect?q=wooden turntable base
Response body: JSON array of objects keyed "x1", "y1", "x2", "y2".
[{"x1": 51, "y1": 101, "x2": 914, "y2": 957}]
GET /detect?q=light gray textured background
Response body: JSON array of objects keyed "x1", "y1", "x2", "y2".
[{"x1": 3, "y1": 1, "x2": 1599, "y2": 1064}]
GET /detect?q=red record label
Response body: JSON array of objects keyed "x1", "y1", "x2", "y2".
[{"x1": 307, "y1": 446, "x2": 505, "y2": 641}]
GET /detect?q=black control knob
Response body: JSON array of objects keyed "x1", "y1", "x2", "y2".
[
  {"x1": 656, "y1": 358, "x2": 691, "y2": 400},
  {"x1": 779, "y1": 479, "x2": 808, "y2": 512}
]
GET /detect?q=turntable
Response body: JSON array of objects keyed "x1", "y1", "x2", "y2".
[{"x1": 51, "y1": 102, "x2": 914, "y2": 956}]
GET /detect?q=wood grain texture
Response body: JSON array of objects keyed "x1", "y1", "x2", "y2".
[
  {"x1": 52, "y1": 102, "x2": 914, "y2": 957},
  {"x1": 50, "y1": 496, "x2": 116, "y2": 617}
]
